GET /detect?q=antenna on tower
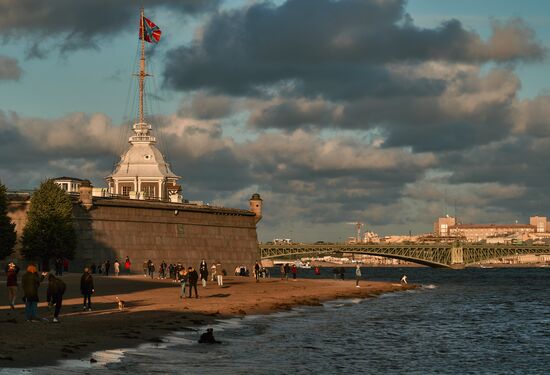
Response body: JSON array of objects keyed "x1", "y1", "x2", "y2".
[
  {"x1": 346, "y1": 222, "x2": 364, "y2": 244},
  {"x1": 444, "y1": 188, "x2": 448, "y2": 216}
]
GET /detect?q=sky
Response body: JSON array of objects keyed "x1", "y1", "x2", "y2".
[{"x1": 2, "y1": 0, "x2": 550, "y2": 243}]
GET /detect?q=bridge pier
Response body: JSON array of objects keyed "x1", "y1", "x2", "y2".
[{"x1": 450, "y1": 244, "x2": 464, "y2": 267}]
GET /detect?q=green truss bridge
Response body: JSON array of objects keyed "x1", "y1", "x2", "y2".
[{"x1": 259, "y1": 243, "x2": 550, "y2": 268}]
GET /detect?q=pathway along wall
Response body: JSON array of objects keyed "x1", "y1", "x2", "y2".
[{"x1": 7, "y1": 195, "x2": 261, "y2": 275}]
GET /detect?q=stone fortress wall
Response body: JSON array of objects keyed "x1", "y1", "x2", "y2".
[{"x1": 6, "y1": 190, "x2": 263, "y2": 274}]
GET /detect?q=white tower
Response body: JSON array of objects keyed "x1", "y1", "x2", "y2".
[{"x1": 106, "y1": 8, "x2": 181, "y2": 202}]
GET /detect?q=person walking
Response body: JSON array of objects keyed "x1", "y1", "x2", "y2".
[
  {"x1": 124, "y1": 256, "x2": 131, "y2": 274},
  {"x1": 80, "y1": 268, "x2": 94, "y2": 311},
  {"x1": 5, "y1": 262, "x2": 20, "y2": 309},
  {"x1": 339, "y1": 266, "x2": 345, "y2": 280},
  {"x1": 279, "y1": 264, "x2": 285, "y2": 280},
  {"x1": 55, "y1": 258, "x2": 63, "y2": 276},
  {"x1": 283, "y1": 263, "x2": 290, "y2": 281},
  {"x1": 149, "y1": 262, "x2": 155, "y2": 279},
  {"x1": 143, "y1": 260, "x2": 148, "y2": 277},
  {"x1": 46, "y1": 274, "x2": 66, "y2": 323},
  {"x1": 355, "y1": 264, "x2": 362, "y2": 288},
  {"x1": 254, "y1": 262, "x2": 261, "y2": 282},
  {"x1": 199, "y1": 260, "x2": 208, "y2": 287},
  {"x1": 216, "y1": 262, "x2": 223, "y2": 286},
  {"x1": 178, "y1": 267, "x2": 188, "y2": 299},
  {"x1": 160, "y1": 260, "x2": 167, "y2": 279},
  {"x1": 291, "y1": 264, "x2": 297, "y2": 281},
  {"x1": 400, "y1": 274, "x2": 408, "y2": 285},
  {"x1": 210, "y1": 264, "x2": 217, "y2": 282},
  {"x1": 21, "y1": 264, "x2": 46, "y2": 321},
  {"x1": 188, "y1": 267, "x2": 199, "y2": 298},
  {"x1": 114, "y1": 259, "x2": 120, "y2": 277},
  {"x1": 105, "y1": 260, "x2": 111, "y2": 277}
]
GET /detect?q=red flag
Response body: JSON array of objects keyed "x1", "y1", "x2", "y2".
[{"x1": 139, "y1": 16, "x2": 161, "y2": 43}]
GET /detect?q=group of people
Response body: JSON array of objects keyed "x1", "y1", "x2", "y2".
[
  {"x1": 53, "y1": 258, "x2": 69, "y2": 276},
  {"x1": 90, "y1": 257, "x2": 130, "y2": 276},
  {"x1": 252, "y1": 262, "x2": 269, "y2": 280},
  {"x1": 175, "y1": 260, "x2": 225, "y2": 299},
  {"x1": 279, "y1": 263, "x2": 299, "y2": 280},
  {"x1": 143, "y1": 259, "x2": 174, "y2": 280},
  {"x1": 3, "y1": 261, "x2": 98, "y2": 323}
]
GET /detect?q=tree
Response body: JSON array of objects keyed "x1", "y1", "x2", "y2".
[
  {"x1": 0, "y1": 181, "x2": 16, "y2": 260},
  {"x1": 21, "y1": 180, "x2": 76, "y2": 265}
]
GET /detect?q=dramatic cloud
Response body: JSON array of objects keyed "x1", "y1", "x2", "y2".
[
  {"x1": 164, "y1": 0, "x2": 543, "y2": 97},
  {"x1": 0, "y1": 0, "x2": 219, "y2": 56},
  {"x1": 0, "y1": 55, "x2": 22, "y2": 81}
]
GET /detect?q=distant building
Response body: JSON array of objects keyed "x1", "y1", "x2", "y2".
[
  {"x1": 52, "y1": 176, "x2": 84, "y2": 194},
  {"x1": 433, "y1": 215, "x2": 549, "y2": 242},
  {"x1": 530, "y1": 216, "x2": 547, "y2": 233}
]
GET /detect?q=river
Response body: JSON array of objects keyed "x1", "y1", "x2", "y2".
[{"x1": 4, "y1": 267, "x2": 550, "y2": 374}]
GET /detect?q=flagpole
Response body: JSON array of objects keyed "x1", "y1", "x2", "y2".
[{"x1": 139, "y1": 6, "x2": 146, "y2": 125}]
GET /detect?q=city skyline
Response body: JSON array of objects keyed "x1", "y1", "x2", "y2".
[{"x1": 2, "y1": 0, "x2": 550, "y2": 242}]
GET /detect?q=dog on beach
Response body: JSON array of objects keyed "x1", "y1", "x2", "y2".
[{"x1": 115, "y1": 297, "x2": 125, "y2": 311}]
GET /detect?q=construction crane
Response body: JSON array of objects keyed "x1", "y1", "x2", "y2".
[{"x1": 346, "y1": 222, "x2": 364, "y2": 244}]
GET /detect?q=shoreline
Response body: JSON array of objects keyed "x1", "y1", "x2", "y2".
[{"x1": 0, "y1": 275, "x2": 413, "y2": 368}]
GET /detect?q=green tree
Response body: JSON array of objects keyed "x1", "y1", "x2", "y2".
[
  {"x1": 0, "y1": 181, "x2": 17, "y2": 260},
  {"x1": 21, "y1": 180, "x2": 76, "y2": 264}
]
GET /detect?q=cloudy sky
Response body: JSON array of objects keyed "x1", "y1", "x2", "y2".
[{"x1": 1, "y1": 0, "x2": 550, "y2": 242}]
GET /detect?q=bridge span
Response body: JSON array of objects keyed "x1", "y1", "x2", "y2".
[{"x1": 259, "y1": 243, "x2": 550, "y2": 268}]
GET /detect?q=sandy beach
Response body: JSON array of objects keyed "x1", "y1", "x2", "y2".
[{"x1": 0, "y1": 273, "x2": 413, "y2": 367}]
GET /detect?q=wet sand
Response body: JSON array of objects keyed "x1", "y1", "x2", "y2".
[{"x1": 0, "y1": 274, "x2": 413, "y2": 367}]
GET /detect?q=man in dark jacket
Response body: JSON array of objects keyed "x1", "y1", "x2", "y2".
[
  {"x1": 55, "y1": 258, "x2": 63, "y2": 276},
  {"x1": 47, "y1": 274, "x2": 66, "y2": 323},
  {"x1": 80, "y1": 268, "x2": 94, "y2": 311},
  {"x1": 104, "y1": 260, "x2": 111, "y2": 276},
  {"x1": 21, "y1": 264, "x2": 46, "y2": 321},
  {"x1": 188, "y1": 267, "x2": 199, "y2": 298}
]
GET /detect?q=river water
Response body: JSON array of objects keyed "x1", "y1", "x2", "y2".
[{"x1": 4, "y1": 267, "x2": 550, "y2": 374}]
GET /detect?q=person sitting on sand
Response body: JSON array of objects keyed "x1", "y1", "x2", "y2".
[
  {"x1": 198, "y1": 328, "x2": 221, "y2": 344},
  {"x1": 400, "y1": 274, "x2": 408, "y2": 285}
]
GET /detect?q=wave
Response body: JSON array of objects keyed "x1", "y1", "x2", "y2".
[{"x1": 421, "y1": 284, "x2": 438, "y2": 290}]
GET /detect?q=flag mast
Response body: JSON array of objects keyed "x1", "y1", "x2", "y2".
[{"x1": 139, "y1": 6, "x2": 147, "y2": 125}]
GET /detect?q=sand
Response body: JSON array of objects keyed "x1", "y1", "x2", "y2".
[{"x1": 0, "y1": 273, "x2": 412, "y2": 367}]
